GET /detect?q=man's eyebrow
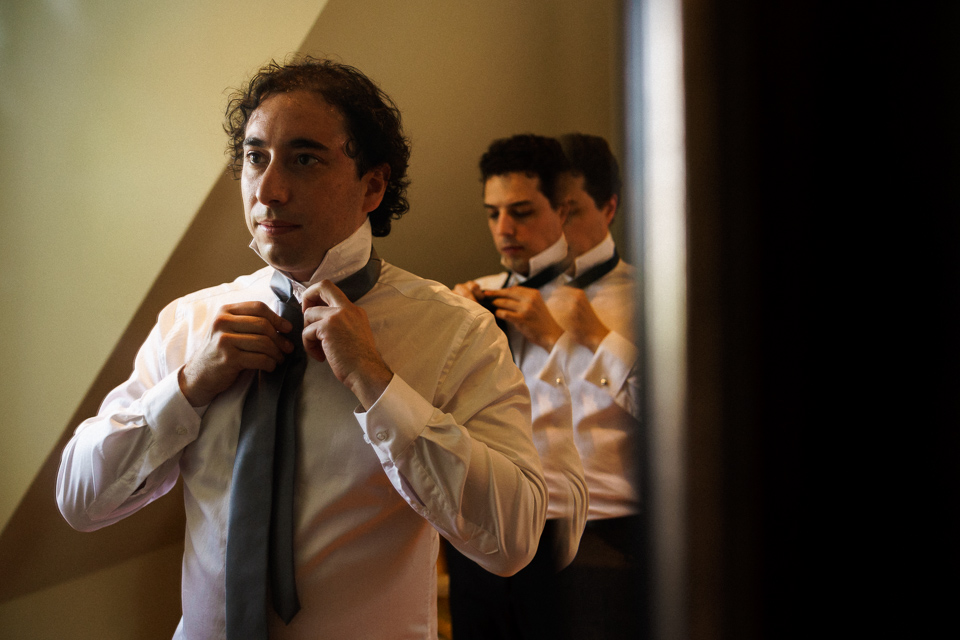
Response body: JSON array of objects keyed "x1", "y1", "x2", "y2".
[
  {"x1": 289, "y1": 138, "x2": 330, "y2": 151},
  {"x1": 483, "y1": 200, "x2": 534, "y2": 209},
  {"x1": 241, "y1": 136, "x2": 330, "y2": 152}
]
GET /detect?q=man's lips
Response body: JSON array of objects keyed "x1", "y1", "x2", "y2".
[
  {"x1": 257, "y1": 220, "x2": 301, "y2": 236},
  {"x1": 498, "y1": 244, "x2": 524, "y2": 255}
]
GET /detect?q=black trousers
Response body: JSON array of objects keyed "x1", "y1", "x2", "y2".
[
  {"x1": 446, "y1": 519, "x2": 568, "y2": 640},
  {"x1": 446, "y1": 516, "x2": 644, "y2": 640},
  {"x1": 554, "y1": 515, "x2": 644, "y2": 640}
]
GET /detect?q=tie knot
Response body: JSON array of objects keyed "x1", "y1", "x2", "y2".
[
  {"x1": 269, "y1": 272, "x2": 304, "y2": 344},
  {"x1": 270, "y1": 271, "x2": 299, "y2": 305}
]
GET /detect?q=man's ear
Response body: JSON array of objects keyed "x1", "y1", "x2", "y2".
[
  {"x1": 361, "y1": 163, "x2": 391, "y2": 214},
  {"x1": 602, "y1": 194, "x2": 618, "y2": 227}
]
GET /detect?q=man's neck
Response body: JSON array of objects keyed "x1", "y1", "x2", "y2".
[
  {"x1": 570, "y1": 233, "x2": 616, "y2": 277},
  {"x1": 251, "y1": 219, "x2": 373, "y2": 292},
  {"x1": 512, "y1": 235, "x2": 569, "y2": 281}
]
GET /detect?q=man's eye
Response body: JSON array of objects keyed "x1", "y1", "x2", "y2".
[
  {"x1": 296, "y1": 154, "x2": 319, "y2": 166},
  {"x1": 512, "y1": 209, "x2": 533, "y2": 218},
  {"x1": 245, "y1": 151, "x2": 264, "y2": 164}
]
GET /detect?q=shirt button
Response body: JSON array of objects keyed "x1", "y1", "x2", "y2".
[
  {"x1": 176, "y1": 426, "x2": 188, "y2": 436},
  {"x1": 600, "y1": 377, "x2": 610, "y2": 387},
  {"x1": 376, "y1": 431, "x2": 388, "y2": 442},
  {"x1": 555, "y1": 377, "x2": 563, "y2": 385}
]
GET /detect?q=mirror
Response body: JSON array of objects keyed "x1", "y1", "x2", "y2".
[{"x1": 0, "y1": 2, "x2": 637, "y2": 638}]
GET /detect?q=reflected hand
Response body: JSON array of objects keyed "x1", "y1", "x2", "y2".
[
  {"x1": 452, "y1": 281, "x2": 484, "y2": 302},
  {"x1": 550, "y1": 287, "x2": 610, "y2": 352},
  {"x1": 484, "y1": 286, "x2": 565, "y2": 351}
]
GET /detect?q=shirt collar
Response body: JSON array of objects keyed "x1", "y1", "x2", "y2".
[
  {"x1": 250, "y1": 218, "x2": 373, "y2": 300},
  {"x1": 570, "y1": 233, "x2": 616, "y2": 277},
  {"x1": 509, "y1": 235, "x2": 569, "y2": 283}
]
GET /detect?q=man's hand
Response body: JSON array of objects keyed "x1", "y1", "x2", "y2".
[
  {"x1": 550, "y1": 287, "x2": 610, "y2": 352},
  {"x1": 301, "y1": 280, "x2": 394, "y2": 410},
  {"x1": 179, "y1": 301, "x2": 294, "y2": 407},
  {"x1": 484, "y1": 286, "x2": 565, "y2": 352},
  {"x1": 452, "y1": 280, "x2": 484, "y2": 302}
]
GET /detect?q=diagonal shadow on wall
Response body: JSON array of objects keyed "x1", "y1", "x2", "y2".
[{"x1": 0, "y1": 169, "x2": 264, "y2": 604}]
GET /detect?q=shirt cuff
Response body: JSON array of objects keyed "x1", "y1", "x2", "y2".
[
  {"x1": 141, "y1": 366, "x2": 204, "y2": 450},
  {"x1": 583, "y1": 331, "x2": 638, "y2": 394},
  {"x1": 537, "y1": 332, "x2": 576, "y2": 387},
  {"x1": 355, "y1": 374, "x2": 435, "y2": 462}
]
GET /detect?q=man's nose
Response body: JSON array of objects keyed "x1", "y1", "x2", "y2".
[
  {"x1": 256, "y1": 160, "x2": 290, "y2": 206},
  {"x1": 495, "y1": 213, "x2": 515, "y2": 236}
]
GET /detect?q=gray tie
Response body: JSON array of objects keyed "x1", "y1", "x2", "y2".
[{"x1": 226, "y1": 252, "x2": 382, "y2": 639}]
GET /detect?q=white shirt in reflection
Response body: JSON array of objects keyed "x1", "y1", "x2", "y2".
[
  {"x1": 474, "y1": 235, "x2": 589, "y2": 568},
  {"x1": 553, "y1": 232, "x2": 641, "y2": 520}
]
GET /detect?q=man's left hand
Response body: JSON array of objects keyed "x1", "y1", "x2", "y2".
[
  {"x1": 549, "y1": 287, "x2": 610, "y2": 352},
  {"x1": 301, "y1": 280, "x2": 394, "y2": 410}
]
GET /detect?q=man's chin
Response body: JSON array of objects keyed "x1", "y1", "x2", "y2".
[
  {"x1": 500, "y1": 256, "x2": 530, "y2": 276},
  {"x1": 261, "y1": 252, "x2": 317, "y2": 282}
]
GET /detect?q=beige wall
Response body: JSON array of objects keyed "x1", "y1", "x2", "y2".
[
  {"x1": 0, "y1": 0, "x2": 328, "y2": 531},
  {"x1": 299, "y1": 0, "x2": 626, "y2": 284},
  {"x1": 0, "y1": 543, "x2": 183, "y2": 640},
  {"x1": 0, "y1": 1, "x2": 623, "y2": 636}
]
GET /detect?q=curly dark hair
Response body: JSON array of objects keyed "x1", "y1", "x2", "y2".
[
  {"x1": 479, "y1": 134, "x2": 570, "y2": 208},
  {"x1": 224, "y1": 56, "x2": 410, "y2": 237},
  {"x1": 559, "y1": 133, "x2": 622, "y2": 209}
]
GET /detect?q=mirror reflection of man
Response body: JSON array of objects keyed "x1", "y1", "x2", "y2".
[
  {"x1": 448, "y1": 134, "x2": 589, "y2": 640},
  {"x1": 552, "y1": 133, "x2": 641, "y2": 639},
  {"x1": 56, "y1": 58, "x2": 546, "y2": 640}
]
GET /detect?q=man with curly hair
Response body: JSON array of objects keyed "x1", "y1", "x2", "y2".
[
  {"x1": 447, "y1": 134, "x2": 589, "y2": 640},
  {"x1": 57, "y1": 58, "x2": 546, "y2": 640},
  {"x1": 551, "y1": 133, "x2": 642, "y2": 640}
]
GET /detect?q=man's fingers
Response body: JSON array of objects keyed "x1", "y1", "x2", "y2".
[
  {"x1": 180, "y1": 316, "x2": 293, "y2": 406},
  {"x1": 486, "y1": 287, "x2": 540, "y2": 313},
  {"x1": 482, "y1": 287, "x2": 518, "y2": 300},
  {"x1": 489, "y1": 296, "x2": 522, "y2": 313},
  {"x1": 452, "y1": 282, "x2": 482, "y2": 302},
  {"x1": 232, "y1": 349, "x2": 285, "y2": 373},
  {"x1": 483, "y1": 286, "x2": 539, "y2": 303},
  {"x1": 302, "y1": 279, "x2": 350, "y2": 311},
  {"x1": 302, "y1": 327, "x2": 327, "y2": 363},
  {"x1": 212, "y1": 333, "x2": 290, "y2": 372},
  {"x1": 223, "y1": 300, "x2": 293, "y2": 333},
  {"x1": 213, "y1": 313, "x2": 283, "y2": 337},
  {"x1": 213, "y1": 313, "x2": 294, "y2": 354}
]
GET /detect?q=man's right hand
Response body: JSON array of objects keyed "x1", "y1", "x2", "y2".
[
  {"x1": 178, "y1": 301, "x2": 294, "y2": 407},
  {"x1": 452, "y1": 281, "x2": 484, "y2": 303}
]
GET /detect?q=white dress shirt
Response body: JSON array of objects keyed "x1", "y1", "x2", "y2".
[
  {"x1": 473, "y1": 236, "x2": 589, "y2": 568},
  {"x1": 57, "y1": 221, "x2": 547, "y2": 640},
  {"x1": 545, "y1": 233, "x2": 641, "y2": 519}
]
